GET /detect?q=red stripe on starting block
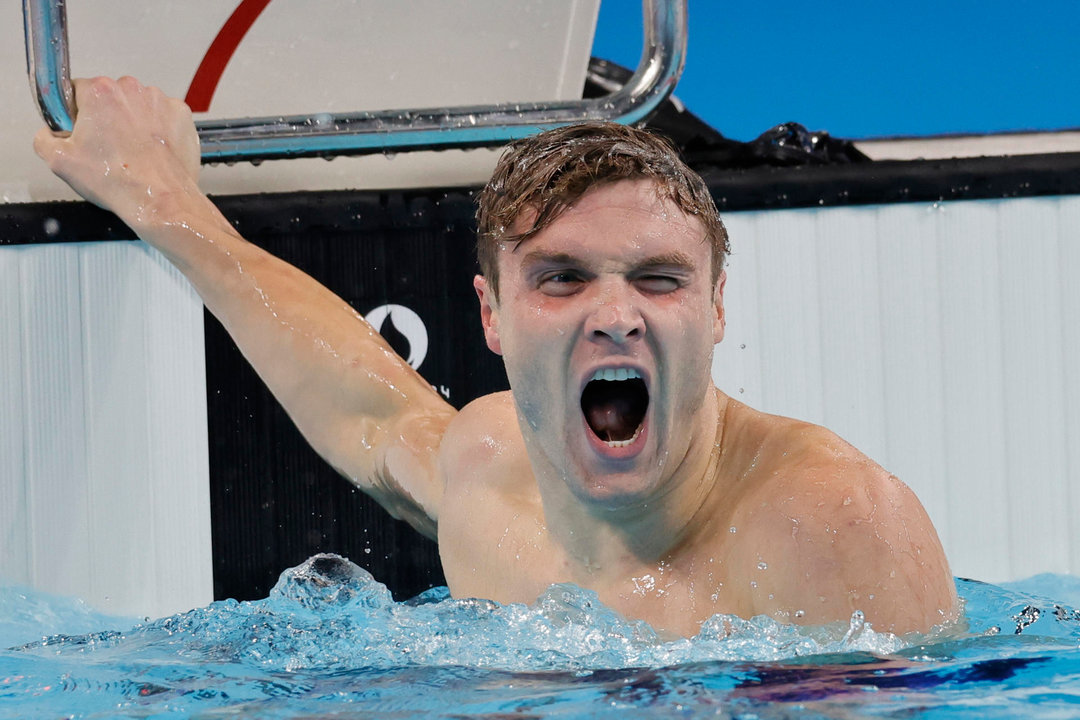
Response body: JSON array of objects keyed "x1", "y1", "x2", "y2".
[{"x1": 185, "y1": 0, "x2": 273, "y2": 112}]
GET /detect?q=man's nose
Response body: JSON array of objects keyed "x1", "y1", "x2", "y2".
[{"x1": 584, "y1": 282, "x2": 645, "y2": 345}]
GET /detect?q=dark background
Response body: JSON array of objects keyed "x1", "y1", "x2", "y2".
[{"x1": 202, "y1": 189, "x2": 509, "y2": 601}]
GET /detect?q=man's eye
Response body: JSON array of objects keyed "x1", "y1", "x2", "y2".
[
  {"x1": 539, "y1": 272, "x2": 584, "y2": 295},
  {"x1": 546, "y1": 272, "x2": 579, "y2": 283},
  {"x1": 634, "y1": 275, "x2": 681, "y2": 294}
]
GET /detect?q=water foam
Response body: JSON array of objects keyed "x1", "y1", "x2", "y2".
[{"x1": 12, "y1": 554, "x2": 913, "y2": 672}]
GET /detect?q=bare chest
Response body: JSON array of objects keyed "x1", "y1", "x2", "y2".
[{"x1": 439, "y1": 505, "x2": 759, "y2": 636}]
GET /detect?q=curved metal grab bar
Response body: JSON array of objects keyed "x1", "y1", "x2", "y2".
[
  {"x1": 25, "y1": 0, "x2": 687, "y2": 163},
  {"x1": 23, "y1": 0, "x2": 75, "y2": 134}
]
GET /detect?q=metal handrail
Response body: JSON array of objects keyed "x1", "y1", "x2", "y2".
[
  {"x1": 23, "y1": 0, "x2": 75, "y2": 134},
  {"x1": 24, "y1": 0, "x2": 687, "y2": 164}
]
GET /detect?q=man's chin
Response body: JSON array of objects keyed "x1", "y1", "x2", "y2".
[{"x1": 562, "y1": 467, "x2": 661, "y2": 511}]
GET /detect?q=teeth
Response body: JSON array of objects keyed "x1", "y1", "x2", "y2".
[
  {"x1": 605, "y1": 424, "x2": 643, "y2": 448},
  {"x1": 590, "y1": 367, "x2": 642, "y2": 382}
]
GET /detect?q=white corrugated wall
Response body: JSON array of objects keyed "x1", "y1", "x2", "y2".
[
  {"x1": 714, "y1": 195, "x2": 1080, "y2": 583},
  {"x1": 0, "y1": 241, "x2": 211, "y2": 618}
]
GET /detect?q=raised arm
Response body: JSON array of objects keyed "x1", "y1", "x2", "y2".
[{"x1": 34, "y1": 77, "x2": 454, "y2": 538}]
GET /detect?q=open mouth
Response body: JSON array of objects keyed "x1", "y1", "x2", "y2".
[{"x1": 580, "y1": 368, "x2": 649, "y2": 447}]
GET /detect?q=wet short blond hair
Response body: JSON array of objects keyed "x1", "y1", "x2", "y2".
[{"x1": 475, "y1": 122, "x2": 728, "y2": 297}]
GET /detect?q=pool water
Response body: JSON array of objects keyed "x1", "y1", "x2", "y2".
[{"x1": 3, "y1": 554, "x2": 1080, "y2": 718}]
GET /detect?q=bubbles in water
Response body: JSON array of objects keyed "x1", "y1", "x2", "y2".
[
  {"x1": 1012, "y1": 605, "x2": 1041, "y2": 634},
  {"x1": 841, "y1": 610, "x2": 866, "y2": 646}
]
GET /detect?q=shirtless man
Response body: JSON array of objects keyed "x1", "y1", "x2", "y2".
[{"x1": 35, "y1": 77, "x2": 957, "y2": 637}]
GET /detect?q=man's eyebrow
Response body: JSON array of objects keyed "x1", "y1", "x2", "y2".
[
  {"x1": 519, "y1": 250, "x2": 699, "y2": 271},
  {"x1": 636, "y1": 252, "x2": 697, "y2": 271},
  {"x1": 520, "y1": 250, "x2": 581, "y2": 267}
]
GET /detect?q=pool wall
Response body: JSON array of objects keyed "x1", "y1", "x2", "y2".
[
  {"x1": 5, "y1": 179, "x2": 1079, "y2": 617},
  {"x1": 0, "y1": 241, "x2": 213, "y2": 617}
]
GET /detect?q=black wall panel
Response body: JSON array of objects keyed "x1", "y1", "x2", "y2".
[{"x1": 203, "y1": 189, "x2": 509, "y2": 602}]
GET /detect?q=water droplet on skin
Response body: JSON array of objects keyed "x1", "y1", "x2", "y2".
[
  {"x1": 757, "y1": 562, "x2": 768, "y2": 571},
  {"x1": 750, "y1": 581, "x2": 757, "y2": 588},
  {"x1": 794, "y1": 610, "x2": 805, "y2": 618},
  {"x1": 729, "y1": 526, "x2": 737, "y2": 534}
]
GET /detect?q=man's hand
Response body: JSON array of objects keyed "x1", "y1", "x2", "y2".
[{"x1": 33, "y1": 77, "x2": 201, "y2": 226}]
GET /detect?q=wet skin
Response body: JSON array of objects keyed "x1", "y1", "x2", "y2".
[
  {"x1": 36, "y1": 77, "x2": 958, "y2": 638},
  {"x1": 439, "y1": 183, "x2": 957, "y2": 637}
]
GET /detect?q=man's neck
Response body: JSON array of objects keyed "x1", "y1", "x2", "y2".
[{"x1": 535, "y1": 388, "x2": 730, "y2": 579}]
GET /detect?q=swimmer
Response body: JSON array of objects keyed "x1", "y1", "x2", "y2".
[{"x1": 35, "y1": 77, "x2": 957, "y2": 637}]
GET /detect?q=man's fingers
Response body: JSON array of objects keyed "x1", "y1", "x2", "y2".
[
  {"x1": 32, "y1": 126, "x2": 65, "y2": 166},
  {"x1": 117, "y1": 75, "x2": 142, "y2": 92},
  {"x1": 71, "y1": 76, "x2": 102, "y2": 105}
]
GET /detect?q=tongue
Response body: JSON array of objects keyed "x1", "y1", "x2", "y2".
[{"x1": 586, "y1": 396, "x2": 639, "y2": 442}]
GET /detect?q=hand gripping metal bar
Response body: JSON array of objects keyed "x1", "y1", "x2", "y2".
[{"x1": 25, "y1": 0, "x2": 687, "y2": 163}]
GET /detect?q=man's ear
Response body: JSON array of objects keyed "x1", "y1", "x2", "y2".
[
  {"x1": 713, "y1": 269, "x2": 727, "y2": 344},
  {"x1": 474, "y1": 274, "x2": 503, "y2": 355}
]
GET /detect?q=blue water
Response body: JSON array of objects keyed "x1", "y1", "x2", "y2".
[{"x1": 3, "y1": 556, "x2": 1080, "y2": 718}]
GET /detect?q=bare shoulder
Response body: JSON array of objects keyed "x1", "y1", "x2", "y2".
[
  {"x1": 728, "y1": 416, "x2": 957, "y2": 634},
  {"x1": 436, "y1": 391, "x2": 544, "y2": 598},
  {"x1": 439, "y1": 391, "x2": 528, "y2": 486},
  {"x1": 437, "y1": 391, "x2": 535, "y2": 531}
]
